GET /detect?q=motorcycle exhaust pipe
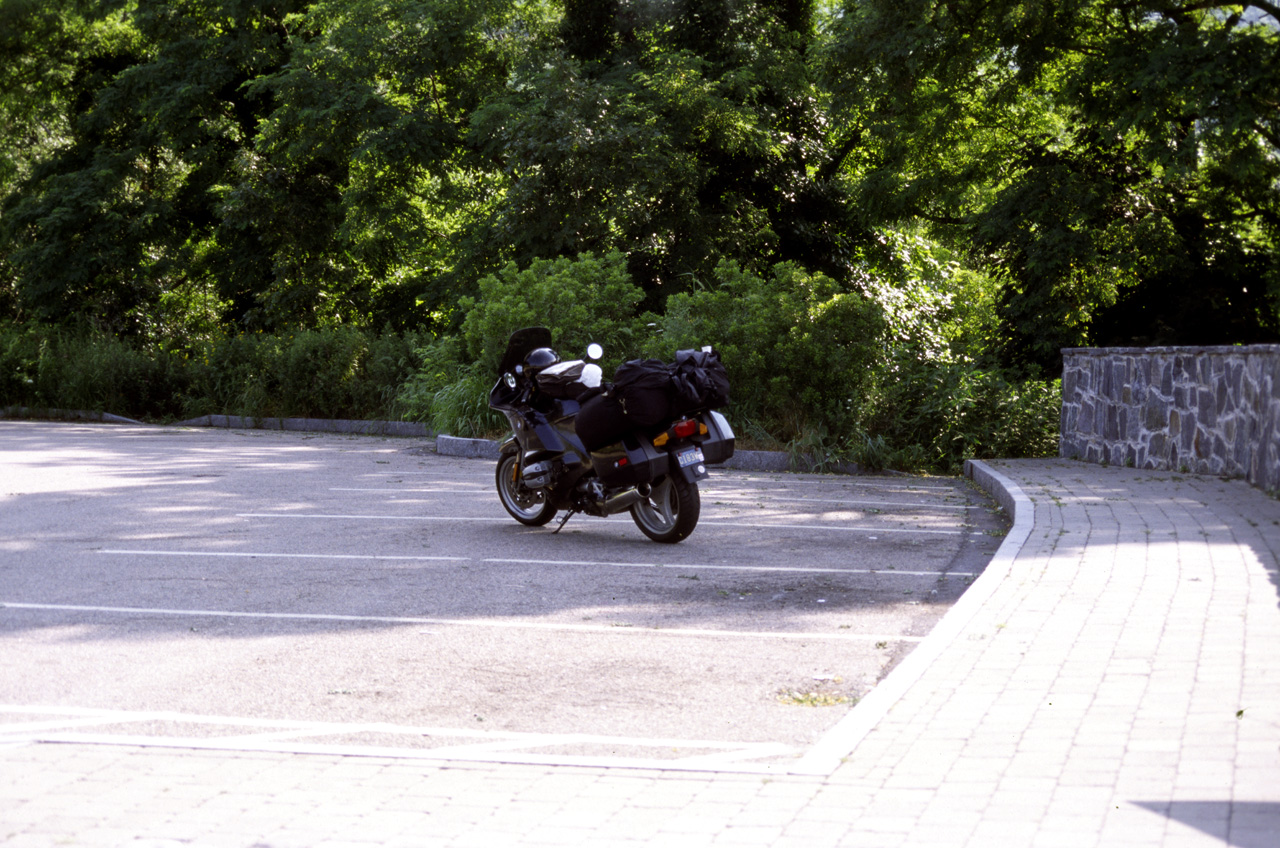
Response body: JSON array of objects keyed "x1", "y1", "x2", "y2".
[{"x1": 603, "y1": 483, "x2": 651, "y2": 515}]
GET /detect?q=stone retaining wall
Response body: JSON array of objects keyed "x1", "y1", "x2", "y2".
[{"x1": 1059, "y1": 345, "x2": 1280, "y2": 492}]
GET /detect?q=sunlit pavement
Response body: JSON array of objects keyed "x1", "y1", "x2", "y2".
[{"x1": 1, "y1": 424, "x2": 1277, "y2": 846}]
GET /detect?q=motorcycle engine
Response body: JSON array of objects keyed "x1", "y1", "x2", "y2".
[{"x1": 521, "y1": 460, "x2": 555, "y2": 488}]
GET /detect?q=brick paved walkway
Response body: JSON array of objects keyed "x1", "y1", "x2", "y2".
[{"x1": 2, "y1": 459, "x2": 1277, "y2": 847}]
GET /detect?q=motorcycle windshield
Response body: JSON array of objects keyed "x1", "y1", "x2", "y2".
[{"x1": 497, "y1": 327, "x2": 554, "y2": 376}]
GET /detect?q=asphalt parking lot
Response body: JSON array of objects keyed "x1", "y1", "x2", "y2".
[{"x1": 0, "y1": 421, "x2": 1007, "y2": 773}]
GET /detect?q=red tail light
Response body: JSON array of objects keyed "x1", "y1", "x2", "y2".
[{"x1": 672, "y1": 418, "x2": 698, "y2": 438}]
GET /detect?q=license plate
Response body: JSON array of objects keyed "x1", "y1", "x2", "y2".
[{"x1": 676, "y1": 447, "x2": 704, "y2": 468}]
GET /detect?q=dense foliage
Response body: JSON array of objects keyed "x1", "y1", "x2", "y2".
[
  {"x1": 825, "y1": 0, "x2": 1280, "y2": 370},
  {"x1": 3, "y1": 0, "x2": 1277, "y2": 470},
  {"x1": 0, "y1": 320, "x2": 423, "y2": 420}
]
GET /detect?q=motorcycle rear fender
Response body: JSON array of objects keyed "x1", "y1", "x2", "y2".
[{"x1": 673, "y1": 455, "x2": 710, "y2": 483}]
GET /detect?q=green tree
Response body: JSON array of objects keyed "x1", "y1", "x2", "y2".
[
  {"x1": 825, "y1": 0, "x2": 1280, "y2": 373},
  {"x1": 474, "y1": 0, "x2": 871, "y2": 303},
  {"x1": 0, "y1": 1, "x2": 106, "y2": 202},
  {"x1": 220, "y1": 0, "x2": 524, "y2": 330},
  {"x1": 1, "y1": 0, "x2": 299, "y2": 338}
]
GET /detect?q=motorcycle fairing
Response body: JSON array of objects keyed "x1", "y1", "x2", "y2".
[{"x1": 498, "y1": 327, "x2": 554, "y2": 376}]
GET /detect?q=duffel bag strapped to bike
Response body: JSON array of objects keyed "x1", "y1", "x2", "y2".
[
  {"x1": 609, "y1": 348, "x2": 730, "y2": 426},
  {"x1": 669, "y1": 348, "x2": 730, "y2": 414},
  {"x1": 610, "y1": 358, "x2": 674, "y2": 427}
]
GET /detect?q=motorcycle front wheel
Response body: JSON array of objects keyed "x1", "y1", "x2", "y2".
[
  {"x1": 496, "y1": 452, "x2": 558, "y2": 526},
  {"x1": 630, "y1": 474, "x2": 700, "y2": 543}
]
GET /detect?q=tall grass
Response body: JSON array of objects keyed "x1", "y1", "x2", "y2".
[{"x1": 0, "y1": 322, "x2": 423, "y2": 422}]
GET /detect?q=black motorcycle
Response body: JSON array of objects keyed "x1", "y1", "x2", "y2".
[{"x1": 487, "y1": 327, "x2": 734, "y2": 543}]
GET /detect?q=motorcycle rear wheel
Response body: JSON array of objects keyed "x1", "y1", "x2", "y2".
[
  {"x1": 630, "y1": 474, "x2": 699, "y2": 543},
  {"x1": 496, "y1": 452, "x2": 558, "y2": 526}
]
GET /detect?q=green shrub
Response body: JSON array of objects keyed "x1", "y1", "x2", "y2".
[
  {"x1": 4, "y1": 240, "x2": 1060, "y2": 474},
  {"x1": 269, "y1": 328, "x2": 369, "y2": 418},
  {"x1": 358, "y1": 329, "x2": 425, "y2": 418},
  {"x1": 398, "y1": 335, "x2": 466, "y2": 416},
  {"x1": 20, "y1": 331, "x2": 188, "y2": 419},
  {"x1": 397, "y1": 335, "x2": 507, "y2": 436},
  {"x1": 852, "y1": 234, "x2": 1061, "y2": 472},
  {"x1": 0, "y1": 322, "x2": 42, "y2": 406},
  {"x1": 183, "y1": 332, "x2": 276, "y2": 418},
  {"x1": 401, "y1": 252, "x2": 650, "y2": 436},
  {"x1": 186, "y1": 327, "x2": 423, "y2": 420},
  {"x1": 650, "y1": 260, "x2": 886, "y2": 444},
  {"x1": 870, "y1": 354, "x2": 1061, "y2": 472},
  {"x1": 460, "y1": 251, "x2": 649, "y2": 374},
  {"x1": 4, "y1": 324, "x2": 420, "y2": 422},
  {"x1": 428, "y1": 368, "x2": 504, "y2": 438}
]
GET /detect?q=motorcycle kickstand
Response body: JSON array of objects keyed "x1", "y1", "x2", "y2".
[{"x1": 552, "y1": 510, "x2": 578, "y2": 534}]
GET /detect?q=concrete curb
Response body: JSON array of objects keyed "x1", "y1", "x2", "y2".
[
  {"x1": 2, "y1": 407, "x2": 431, "y2": 437},
  {"x1": 435, "y1": 434, "x2": 502, "y2": 459},
  {"x1": 1, "y1": 406, "x2": 143, "y2": 425},
  {"x1": 789, "y1": 458, "x2": 1033, "y2": 774},
  {"x1": 174, "y1": 414, "x2": 431, "y2": 437}
]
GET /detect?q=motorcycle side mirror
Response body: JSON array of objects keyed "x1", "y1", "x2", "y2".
[{"x1": 586, "y1": 343, "x2": 603, "y2": 361}]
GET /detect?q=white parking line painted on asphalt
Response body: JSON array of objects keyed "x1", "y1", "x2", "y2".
[
  {"x1": 711, "y1": 495, "x2": 980, "y2": 510},
  {"x1": 1, "y1": 602, "x2": 926, "y2": 643},
  {"x1": 365, "y1": 471, "x2": 483, "y2": 478},
  {"x1": 481, "y1": 558, "x2": 976, "y2": 578},
  {"x1": 237, "y1": 513, "x2": 508, "y2": 522},
  {"x1": 97, "y1": 549, "x2": 972, "y2": 578},
  {"x1": 0, "y1": 704, "x2": 800, "y2": 774},
  {"x1": 8, "y1": 731, "x2": 800, "y2": 772},
  {"x1": 697, "y1": 520, "x2": 963, "y2": 535},
  {"x1": 329, "y1": 488, "x2": 493, "y2": 494},
  {"x1": 721, "y1": 475, "x2": 958, "y2": 492},
  {"x1": 100, "y1": 549, "x2": 468, "y2": 562},
  {"x1": 236, "y1": 512, "x2": 964, "y2": 534}
]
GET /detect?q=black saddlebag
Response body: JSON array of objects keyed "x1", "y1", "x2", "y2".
[
  {"x1": 576, "y1": 393, "x2": 632, "y2": 452},
  {"x1": 590, "y1": 433, "x2": 670, "y2": 488}
]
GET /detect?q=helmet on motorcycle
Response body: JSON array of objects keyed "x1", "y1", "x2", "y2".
[{"x1": 525, "y1": 347, "x2": 560, "y2": 372}]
